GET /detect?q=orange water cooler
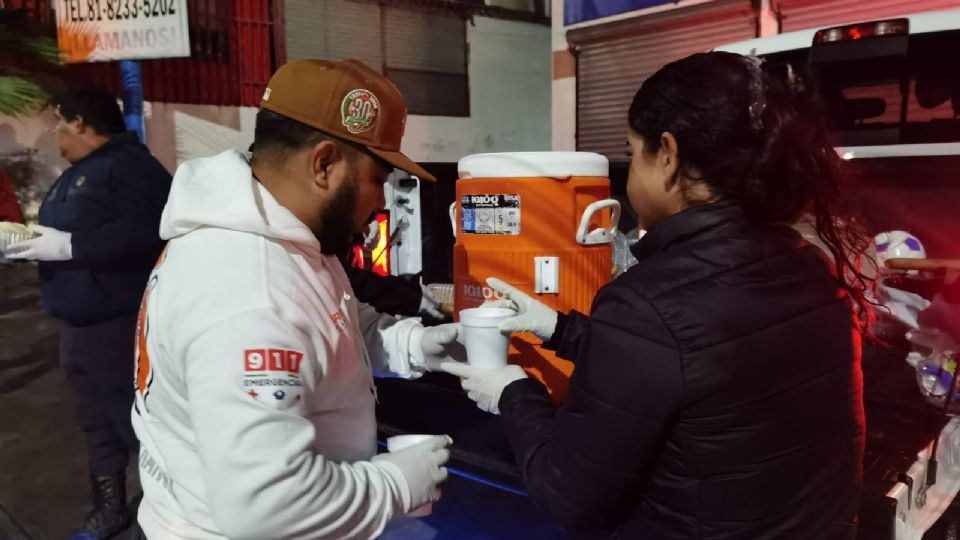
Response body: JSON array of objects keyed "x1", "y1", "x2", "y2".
[{"x1": 451, "y1": 152, "x2": 620, "y2": 403}]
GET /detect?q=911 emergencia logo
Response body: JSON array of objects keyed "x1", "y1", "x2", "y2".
[
  {"x1": 243, "y1": 349, "x2": 304, "y2": 405},
  {"x1": 244, "y1": 349, "x2": 303, "y2": 373}
]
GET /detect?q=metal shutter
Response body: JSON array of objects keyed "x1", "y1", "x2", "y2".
[
  {"x1": 383, "y1": 6, "x2": 468, "y2": 116},
  {"x1": 775, "y1": 0, "x2": 960, "y2": 33},
  {"x1": 284, "y1": 0, "x2": 382, "y2": 70},
  {"x1": 384, "y1": 7, "x2": 467, "y2": 74},
  {"x1": 570, "y1": 0, "x2": 757, "y2": 159}
]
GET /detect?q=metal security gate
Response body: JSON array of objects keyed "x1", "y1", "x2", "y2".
[
  {"x1": 283, "y1": 0, "x2": 469, "y2": 116},
  {"x1": 382, "y1": 6, "x2": 468, "y2": 117},
  {"x1": 775, "y1": 0, "x2": 960, "y2": 33},
  {"x1": 570, "y1": 0, "x2": 757, "y2": 160},
  {"x1": 284, "y1": 0, "x2": 384, "y2": 69}
]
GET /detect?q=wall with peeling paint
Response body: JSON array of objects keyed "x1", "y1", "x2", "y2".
[{"x1": 0, "y1": 111, "x2": 69, "y2": 222}]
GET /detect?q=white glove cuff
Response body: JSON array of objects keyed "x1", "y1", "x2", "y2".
[
  {"x1": 407, "y1": 324, "x2": 427, "y2": 375},
  {"x1": 541, "y1": 309, "x2": 559, "y2": 341},
  {"x1": 369, "y1": 459, "x2": 413, "y2": 513}
]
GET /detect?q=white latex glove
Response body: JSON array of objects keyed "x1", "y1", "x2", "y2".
[
  {"x1": 410, "y1": 323, "x2": 466, "y2": 372},
  {"x1": 419, "y1": 283, "x2": 446, "y2": 319},
  {"x1": 6, "y1": 225, "x2": 72, "y2": 261},
  {"x1": 371, "y1": 435, "x2": 452, "y2": 513},
  {"x1": 878, "y1": 283, "x2": 931, "y2": 330},
  {"x1": 440, "y1": 362, "x2": 527, "y2": 415},
  {"x1": 485, "y1": 277, "x2": 559, "y2": 340}
]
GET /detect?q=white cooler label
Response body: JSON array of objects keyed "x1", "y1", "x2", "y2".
[{"x1": 461, "y1": 194, "x2": 521, "y2": 235}]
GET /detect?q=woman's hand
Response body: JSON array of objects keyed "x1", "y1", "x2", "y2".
[
  {"x1": 441, "y1": 362, "x2": 527, "y2": 415},
  {"x1": 485, "y1": 277, "x2": 559, "y2": 340}
]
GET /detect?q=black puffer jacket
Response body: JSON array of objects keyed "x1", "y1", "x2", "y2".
[
  {"x1": 38, "y1": 132, "x2": 171, "y2": 325},
  {"x1": 499, "y1": 201, "x2": 865, "y2": 540}
]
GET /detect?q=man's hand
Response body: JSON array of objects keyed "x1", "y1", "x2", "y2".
[
  {"x1": 485, "y1": 277, "x2": 559, "y2": 340},
  {"x1": 411, "y1": 323, "x2": 466, "y2": 372},
  {"x1": 419, "y1": 283, "x2": 446, "y2": 320},
  {"x1": 441, "y1": 362, "x2": 527, "y2": 415},
  {"x1": 371, "y1": 435, "x2": 452, "y2": 512},
  {"x1": 6, "y1": 225, "x2": 72, "y2": 261},
  {"x1": 919, "y1": 290, "x2": 960, "y2": 347}
]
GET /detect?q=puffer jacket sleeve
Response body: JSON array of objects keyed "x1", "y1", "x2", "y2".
[
  {"x1": 498, "y1": 283, "x2": 684, "y2": 533},
  {"x1": 542, "y1": 310, "x2": 590, "y2": 361}
]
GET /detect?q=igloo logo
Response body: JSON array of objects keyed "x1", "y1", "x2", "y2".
[
  {"x1": 470, "y1": 195, "x2": 498, "y2": 205},
  {"x1": 463, "y1": 284, "x2": 506, "y2": 301}
]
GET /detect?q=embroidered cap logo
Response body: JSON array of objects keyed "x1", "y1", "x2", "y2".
[{"x1": 341, "y1": 89, "x2": 380, "y2": 134}]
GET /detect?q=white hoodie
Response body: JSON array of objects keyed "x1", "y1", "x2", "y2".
[{"x1": 132, "y1": 150, "x2": 428, "y2": 540}]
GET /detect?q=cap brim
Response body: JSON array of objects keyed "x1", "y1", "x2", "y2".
[{"x1": 367, "y1": 147, "x2": 437, "y2": 182}]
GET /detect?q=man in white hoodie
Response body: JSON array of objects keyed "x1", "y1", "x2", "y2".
[{"x1": 131, "y1": 59, "x2": 463, "y2": 539}]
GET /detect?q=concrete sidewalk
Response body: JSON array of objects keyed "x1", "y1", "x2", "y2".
[{"x1": 0, "y1": 263, "x2": 139, "y2": 540}]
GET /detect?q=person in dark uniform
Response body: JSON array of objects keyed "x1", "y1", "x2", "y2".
[
  {"x1": 9, "y1": 86, "x2": 171, "y2": 539},
  {"x1": 341, "y1": 236, "x2": 446, "y2": 319}
]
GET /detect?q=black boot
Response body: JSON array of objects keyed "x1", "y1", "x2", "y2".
[{"x1": 69, "y1": 475, "x2": 131, "y2": 540}]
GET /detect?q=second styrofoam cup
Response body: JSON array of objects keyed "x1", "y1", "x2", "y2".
[
  {"x1": 387, "y1": 434, "x2": 439, "y2": 517},
  {"x1": 459, "y1": 307, "x2": 513, "y2": 369},
  {"x1": 386, "y1": 434, "x2": 435, "y2": 453}
]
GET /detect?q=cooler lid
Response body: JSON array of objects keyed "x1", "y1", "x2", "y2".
[{"x1": 457, "y1": 152, "x2": 609, "y2": 179}]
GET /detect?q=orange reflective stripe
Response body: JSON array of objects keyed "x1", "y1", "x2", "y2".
[
  {"x1": 135, "y1": 277, "x2": 157, "y2": 395},
  {"x1": 134, "y1": 245, "x2": 168, "y2": 397}
]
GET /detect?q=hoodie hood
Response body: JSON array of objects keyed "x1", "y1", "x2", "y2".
[{"x1": 160, "y1": 150, "x2": 319, "y2": 251}]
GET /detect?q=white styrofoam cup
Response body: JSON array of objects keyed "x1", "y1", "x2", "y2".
[{"x1": 459, "y1": 307, "x2": 513, "y2": 369}]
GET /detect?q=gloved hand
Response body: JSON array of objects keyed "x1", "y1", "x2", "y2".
[
  {"x1": 371, "y1": 435, "x2": 452, "y2": 513},
  {"x1": 485, "y1": 277, "x2": 559, "y2": 340},
  {"x1": 878, "y1": 283, "x2": 931, "y2": 330},
  {"x1": 919, "y1": 295, "x2": 960, "y2": 347},
  {"x1": 419, "y1": 283, "x2": 446, "y2": 320},
  {"x1": 441, "y1": 362, "x2": 527, "y2": 415},
  {"x1": 411, "y1": 323, "x2": 466, "y2": 372},
  {"x1": 6, "y1": 225, "x2": 72, "y2": 261}
]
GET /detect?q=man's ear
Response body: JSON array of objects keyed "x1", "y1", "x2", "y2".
[
  {"x1": 68, "y1": 115, "x2": 87, "y2": 135},
  {"x1": 309, "y1": 140, "x2": 342, "y2": 190}
]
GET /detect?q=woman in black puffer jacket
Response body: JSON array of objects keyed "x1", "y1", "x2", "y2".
[{"x1": 443, "y1": 52, "x2": 872, "y2": 540}]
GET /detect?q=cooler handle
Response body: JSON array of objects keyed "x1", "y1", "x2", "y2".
[
  {"x1": 449, "y1": 202, "x2": 457, "y2": 238},
  {"x1": 576, "y1": 199, "x2": 621, "y2": 246}
]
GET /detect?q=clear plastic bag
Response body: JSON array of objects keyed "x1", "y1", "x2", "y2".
[
  {"x1": 0, "y1": 222, "x2": 36, "y2": 262},
  {"x1": 612, "y1": 227, "x2": 643, "y2": 278},
  {"x1": 908, "y1": 327, "x2": 960, "y2": 414},
  {"x1": 425, "y1": 283, "x2": 454, "y2": 316}
]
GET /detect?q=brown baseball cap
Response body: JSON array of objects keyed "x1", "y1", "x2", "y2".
[{"x1": 260, "y1": 58, "x2": 436, "y2": 181}]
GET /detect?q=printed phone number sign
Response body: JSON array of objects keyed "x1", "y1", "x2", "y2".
[
  {"x1": 56, "y1": 0, "x2": 190, "y2": 63},
  {"x1": 461, "y1": 194, "x2": 521, "y2": 235}
]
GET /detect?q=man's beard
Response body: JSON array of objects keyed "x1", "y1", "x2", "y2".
[{"x1": 317, "y1": 167, "x2": 360, "y2": 257}]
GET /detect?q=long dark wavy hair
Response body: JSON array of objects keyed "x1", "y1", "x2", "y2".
[{"x1": 628, "y1": 51, "x2": 874, "y2": 328}]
